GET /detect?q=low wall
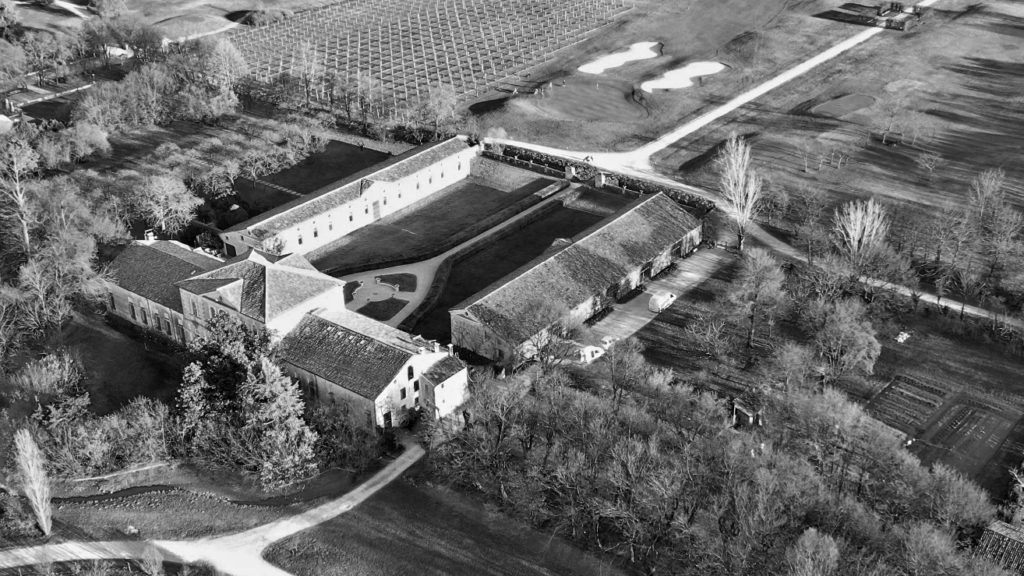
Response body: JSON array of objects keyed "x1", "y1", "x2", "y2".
[{"x1": 469, "y1": 156, "x2": 545, "y2": 192}]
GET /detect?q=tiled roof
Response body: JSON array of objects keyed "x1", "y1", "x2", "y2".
[
  {"x1": 454, "y1": 193, "x2": 701, "y2": 344},
  {"x1": 280, "y1": 313, "x2": 414, "y2": 400},
  {"x1": 423, "y1": 355, "x2": 465, "y2": 384},
  {"x1": 176, "y1": 250, "x2": 341, "y2": 322},
  {"x1": 226, "y1": 137, "x2": 471, "y2": 236},
  {"x1": 108, "y1": 241, "x2": 222, "y2": 312}
]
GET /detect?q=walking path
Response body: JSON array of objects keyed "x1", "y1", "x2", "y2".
[
  {"x1": 0, "y1": 439, "x2": 426, "y2": 575},
  {"x1": 343, "y1": 185, "x2": 574, "y2": 326}
]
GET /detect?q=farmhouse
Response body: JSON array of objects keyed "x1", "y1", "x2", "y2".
[
  {"x1": 106, "y1": 240, "x2": 223, "y2": 344},
  {"x1": 220, "y1": 136, "x2": 479, "y2": 257},
  {"x1": 175, "y1": 248, "x2": 346, "y2": 340},
  {"x1": 450, "y1": 192, "x2": 702, "y2": 361},
  {"x1": 279, "y1": 309, "x2": 468, "y2": 429},
  {"x1": 105, "y1": 243, "x2": 470, "y2": 429}
]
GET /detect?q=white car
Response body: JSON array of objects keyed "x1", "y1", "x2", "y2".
[{"x1": 648, "y1": 291, "x2": 676, "y2": 313}]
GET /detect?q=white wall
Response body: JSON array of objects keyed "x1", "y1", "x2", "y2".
[
  {"x1": 106, "y1": 284, "x2": 187, "y2": 344},
  {"x1": 222, "y1": 146, "x2": 479, "y2": 257}
]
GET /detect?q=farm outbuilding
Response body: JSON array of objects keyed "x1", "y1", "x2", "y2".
[
  {"x1": 279, "y1": 309, "x2": 469, "y2": 429},
  {"x1": 220, "y1": 137, "x2": 479, "y2": 257},
  {"x1": 980, "y1": 521, "x2": 1024, "y2": 574},
  {"x1": 450, "y1": 192, "x2": 702, "y2": 362}
]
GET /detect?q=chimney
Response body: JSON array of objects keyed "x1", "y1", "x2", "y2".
[
  {"x1": 433, "y1": 341, "x2": 440, "y2": 353},
  {"x1": 417, "y1": 346, "x2": 425, "y2": 354},
  {"x1": 446, "y1": 343, "x2": 454, "y2": 357}
]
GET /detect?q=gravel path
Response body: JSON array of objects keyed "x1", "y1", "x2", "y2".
[{"x1": 0, "y1": 439, "x2": 425, "y2": 576}]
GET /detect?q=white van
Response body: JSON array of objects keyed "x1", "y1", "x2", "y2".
[{"x1": 648, "y1": 292, "x2": 676, "y2": 313}]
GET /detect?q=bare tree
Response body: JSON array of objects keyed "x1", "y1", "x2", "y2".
[
  {"x1": 716, "y1": 133, "x2": 762, "y2": 251},
  {"x1": 15, "y1": 429, "x2": 52, "y2": 536},
  {"x1": 916, "y1": 151, "x2": 941, "y2": 180},
  {"x1": 0, "y1": 136, "x2": 40, "y2": 256},
  {"x1": 786, "y1": 528, "x2": 839, "y2": 576},
  {"x1": 729, "y1": 248, "x2": 785, "y2": 354},
  {"x1": 832, "y1": 199, "x2": 890, "y2": 271}
]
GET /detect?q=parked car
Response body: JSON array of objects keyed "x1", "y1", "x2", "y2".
[{"x1": 648, "y1": 291, "x2": 676, "y2": 312}]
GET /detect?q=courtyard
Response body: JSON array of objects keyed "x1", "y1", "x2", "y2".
[{"x1": 308, "y1": 175, "x2": 555, "y2": 276}]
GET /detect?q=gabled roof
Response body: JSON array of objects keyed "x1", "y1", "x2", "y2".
[
  {"x1": 423, "y1": 355, "x2": 465, "y2": 384},
  {"x1": 108, "y1": 241, "x2": 223, "y2": 312},
  {"x1": 279, "y1": 313, "x2": 415, "y2": 400},
  {"x1": 176, "y1": 250, "x2": 342, "y2": 322},
  {"x1": 226, "y1": 137, "x2": 472, "y2": 237},
  {"x1": 453, "y1": 193, "x2": 701, "y2": 344}
]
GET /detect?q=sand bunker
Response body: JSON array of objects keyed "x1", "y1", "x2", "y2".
[
  {"x1": 640, "y1": 62, "x2": 725, "y2": 93},
  {"x1": 578, "y1": 42, "x2": 660, "y2": 75}
]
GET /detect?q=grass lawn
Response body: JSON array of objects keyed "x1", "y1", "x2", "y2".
[
  {"x1": 0, "y1": 560, "x2": 210, "y2": 576},
  {"x1": 344, "y1": 280, "x2": 361, "y2": 304},
  {"x1": 377, "y1": 273, "x2": 417, "y2": 292},
  {"x1": 356, "y1": 298, "x2": 409, "y2": 322},
  {"x1": 57, "y1": 313, "x2": 184, "y2": 416},
  {"x1": 264, "y1": 475, "x2": 625, "y2": 576},
  {"x1": 309, "y1": 177, "x2": 552, "y2": 274},
  {"x1": 472, "y1": 0, "x2": 849, "y2": 151},
  {"x1": 53, "y1": 489, "x2": 290, "y2": 540},
  {"x1": 262, "y1": 140, "x2": 390, "y2": 194},
  {"x1": 409, "y1": 190, "x2": 632, "y2": 342}
]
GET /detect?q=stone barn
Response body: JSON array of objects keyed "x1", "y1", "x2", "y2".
[{"x1": 450, "y1": 192, "x2": 701, "y2": 362}]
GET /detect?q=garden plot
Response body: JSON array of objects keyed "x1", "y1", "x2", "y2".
[
  {"x1": 230, "y1": 0, "x2": 631, "y2": 109},
  {"x1": 866, "y1": 373, "x2": 952, "y2": 434}
]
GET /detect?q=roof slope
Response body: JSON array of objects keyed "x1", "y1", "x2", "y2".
[
  {"x1": 456, "y1": 193, "x2": 700, "y2": 344},
  {"x1": 177, "y1": 250, "x2": 341, "y2": 322},
  {"x1": 423, "y1": 355, "x2": 465, "y2": 384},
  {"x1": 108, "y1": 241, "x2": 222, "y2": 312},
  {"x1": 280, "y1": 313, "x2": 414, "y2": 400},
  {"x1": 227, "y1": 137, "x2": 471, "y2": 236}
]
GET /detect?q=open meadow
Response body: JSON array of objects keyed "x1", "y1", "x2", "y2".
[{"x1": 652, "y1": 0, "x2": 1024, "y2": 217}]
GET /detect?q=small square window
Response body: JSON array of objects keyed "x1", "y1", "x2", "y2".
[
  {"x1": 349, "y1": 214, "x2": 353, "y2": 222},
  {"x1": 298, "y1": 236, "x2": 303, "y2": 245},
  {"x1": 313, "y1": 229, "x2": 318, "y2": 238},
  {"x1": 400, "y1": 388, "x2": 407, "y2": 400}
]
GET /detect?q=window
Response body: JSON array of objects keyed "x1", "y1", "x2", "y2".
[
  {"x1": 298, "y1": 235, "x2": 303, "y2": 245},
  {"x1": 313, "y1": 229, "x2": 318, "y2": 238},
  {"x1": 208, "y1": 306, "x2": 214, "y2": 319},
  {"x1": 349, "y1": 214, "x2": 353, "y2": 222},
  {"x1": 108, "y1": 293, "x2": 116, "y2": 310},
  {"x1": 414, "y1": 397, "x2": 420, "y2": 407},
  {"x1": 383, "y1": 197, "x2": 387, "y2": 205},
  {"x1": 191, "y1": 301, "x2": 197, "y2": 316},
  {"x1": 413, "y1": 380, "x2": 420, "y2": 392},
  {"x1": 400, "y1": 387, "x2": 407, "y2": 400},
  {"x1": 416, "y1": 181, "x2": 420, "y2": 190},
  {"x1": 364, "y1": 207, "x2": 368, "y2": 214},
  {"x1": 129, "y1": 302, "x2": 136, "y2": 321},
  {"x1": 407, "y1": 366, "x2": 414, "y2": 380},
  {"x1": 329, "y1": 222, "x2": 333, "y2": 231},
  {"x1": 140, "y1": 309, "x2": 148, "y2": 325},
  {"x1": 458, "y1": 161, "x2": 461, "y2": 170}
]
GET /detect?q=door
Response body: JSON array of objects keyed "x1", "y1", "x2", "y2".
[
  {"x1": 372, "y1": 201, "x2": 381, "y2": 220},
  {"x1": 383, "y1": 411, "x2": 392, "y2": 428}
]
